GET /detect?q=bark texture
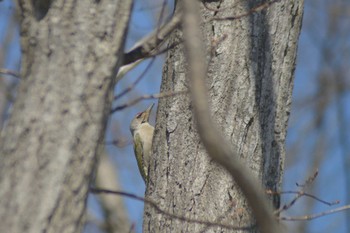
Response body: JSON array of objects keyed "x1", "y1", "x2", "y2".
[
  {"x1": 0, "y1": 0, "x2": 132, "y2": 232},
  {"x1": 145, "y1": 0, "x2": 304, "y2": 232}
]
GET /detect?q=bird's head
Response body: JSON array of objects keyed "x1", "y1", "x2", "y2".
[{"x1": 130, "y1": 103, "x2": 154, "y2": 134}]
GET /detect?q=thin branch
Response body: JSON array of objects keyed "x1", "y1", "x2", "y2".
[
  {"x1": 116, "y1": 59, "x2": 143, "y2": 83},
  {"x1": 0, "y1": 68, "x2": 20, "y2": 79},
  {"x1": 90, "y1": 188, "x2": 255, "y2": 231},
  {"x1": 279, "y1": 205, "x2": 350, "y2": 221},
  {"x1": 296, "y1": 169, "x2": 318, "y2": 187},
  {"x1": 152, "y1": 40, "x2": 183, "y2": 57},
  {"x1": 275, "y1": 191, "x2": 304, "y2": 215},
  {"x1": 116, "y1": 40, "x2": 182, "y2": 83},
  {"x1": 123, "y1": 12, "x2": 182, "y2": 66},
  {"x1": 114, "y1": 0, "x2": 166, "y2": 100},
  {"x1": 267, "y1": 190, "x2": 339, "y2": 207},
  {"x1": 104, "y1": 139, "x2": 131, "y2": 148},
  {"x1": 181, "y1": 0, "x2": 283, "y2": 233},
  {"x1": 114, "y1": 58, "x2": 156, "y2": 101},
  {"x1": 274, "y1": 170, "x2": 321, "y2": 214},
  {"x1": 111, "y1": 90, "x2": 187, "y2": 113},
  {"x1": 280, "y1": 191, "x2": 339, "y2": 206}
]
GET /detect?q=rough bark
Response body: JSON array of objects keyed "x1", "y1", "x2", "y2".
[
  {"x1": 0, "y1": 0, "x2": 133, "y2": 233},
  {"x1": 145, "y1": 0, "x2": 304, "y2": 232}
]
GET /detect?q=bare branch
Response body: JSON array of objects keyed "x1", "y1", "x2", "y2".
[
  {"x1": 123, "y1": 12, "x2": 182, "y2": 66},
  {"x1": 115, "y1": 2, "x2": 171, "y2": 99},
  {"x1": 111, "y1": 90, "x2": 187, "y2": 113},
  {"x1": 180, "y1": 1, "x2": 283, "y2": 233},
  {"x1": 116, "y1": 40, "x2": 182, "y2": 83},
  {"x1": 104, "y1": 139, "x2": 131, "y2": 148},
  {"x1": 114, "y1": 58, "x2": 156, "y2": 101},
  {"x1": 279, "y1": 205, "x2": 350, "y2": 221},
  {"x1": 296, "y1": 169, "x2": 318, "y2": 187},
  {"x1": 116, "y1": 59, "x2": 143, "y2": 83},
  {"x1": 274, "y1": 170, "x2": 322, "y2": 214},
  {"x1": 275, "y1": 191, "x2": 304, "y2": 215},
  {"x1": 0, "y1": 68, "x2": 20, "y2": 79},
  {"x1": 90, "y1": 188, "x2": 255, "y2": 231},
  {"x1": 267, "y1": 190, "x2": 339, "y2": 207}
]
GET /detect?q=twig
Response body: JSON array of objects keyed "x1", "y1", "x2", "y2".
[
  {"x1": 275, "y1": 191, "x2": 304, "y2": 215},
  {"x1": 273, "y1": 170, "x2": 320, "y2": 214},
  {"x1": 90, "y1": 188, "x2": 255, "y2": 230},
  {"x1": 279, "y1": 205, "x2": 350, "y2": 221},
  {"x1": 296, "y1": 169, "x2": 318, "y2": 187},
  {"x1": 116, "y1": 59, "x2": 143, "y2": 83},
  {"x1": 123, "y1": 12, "x2": 182, "y2": 66},
  {"x1": 114, "y1": 58, "x2": 156, "y2": 101},
  {"x1": 111, "y1": 90, "x2": 187, "y2": 113},
  {"x1": 0, "y1": 68, "x2": 20, "y2": 79},
  {"x1": 267, "y1": 190, "x2": 339, "y2": 207},
  {"x1": 115, "y1": 1, "x2": 168, "y2": 99},
  {"x1": 116, "y1": 40, "x2": 183, "y2": 83},
  {"x1": 104, "y1": 139, "x2": 131, "y2": 148},
  {"x1": 280, "y1": 191, "x2": 338, "y2": 206},
  {"x1": 151, "y1": 40, "x2": 183, "y2": 57}
]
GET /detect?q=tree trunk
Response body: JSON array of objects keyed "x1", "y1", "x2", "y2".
[
  {"x1": 145, "y1": 0, "x2": 304, "y2": 232},
  {"x1": 0, "y1": 1, "x2": 132, "y2": 232}
]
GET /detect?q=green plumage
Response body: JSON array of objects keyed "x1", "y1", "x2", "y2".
[
  {"x1": 130, "y1": 103, "x2": 154, "y2": 183},
  {"x1": 133, "y1": 133, "x2": 147, "y2": 182}
]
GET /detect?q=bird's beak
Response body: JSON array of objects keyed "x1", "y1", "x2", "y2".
[{"x1": 144, "y1": 103, "x2": 154, "y2": 122}]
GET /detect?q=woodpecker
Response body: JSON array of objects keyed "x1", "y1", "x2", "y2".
[{"x1": 130, "y1": 104, "x2": 154, "y2": 183}]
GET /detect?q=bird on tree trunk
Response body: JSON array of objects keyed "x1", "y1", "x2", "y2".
[{"x1": 130, "y1": 104, "x2": 154, "y2": 183}]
